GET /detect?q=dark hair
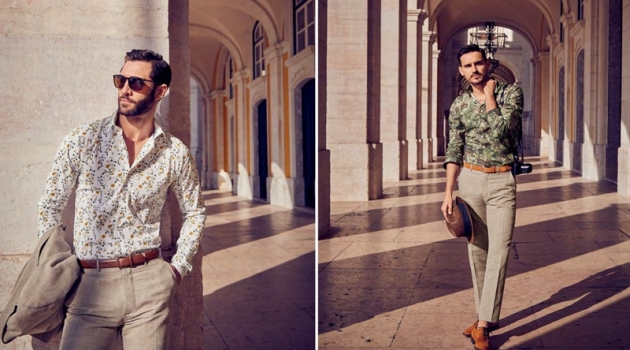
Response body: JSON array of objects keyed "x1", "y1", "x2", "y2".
[
  {"x1": 124, "y1": 49, "x2": 172, "y2": 87},
  {"x1": 457, "y1": 44, "x2": 487, "y2": 66}
]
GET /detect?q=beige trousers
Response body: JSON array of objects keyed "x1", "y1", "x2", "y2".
[
  {"x1": 458, "y1": 168, "x2": 516, "y2": 323},
  {"x1": 60, "y1": 258, "x2": 178, "y2": 350}
]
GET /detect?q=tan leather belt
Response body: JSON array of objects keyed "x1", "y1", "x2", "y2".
[
  {"x1": 463, "y1": 162, "x2": 512, "y2": 173},
  {"x1": 78, "y1": 249, "x2": 160, "y2": 269}
]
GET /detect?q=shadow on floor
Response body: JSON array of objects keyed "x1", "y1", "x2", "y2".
[{"x1": 204, "y1": 252, "x2": 315, "y2": 350}]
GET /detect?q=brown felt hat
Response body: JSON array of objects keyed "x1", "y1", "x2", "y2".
[{"x1": 445, "y1": 196, "x2": 474, "y2": 243}]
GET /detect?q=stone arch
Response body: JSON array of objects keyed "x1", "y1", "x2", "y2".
[
  {"x1": 203, "y1": 0, "x2": 280, "y2": 45},
  {"x1": 190, "y1": 24, "x2": 246, "y2": 73}
]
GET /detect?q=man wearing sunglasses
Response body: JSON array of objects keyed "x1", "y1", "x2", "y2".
[{"x1": 36, "y1": 49, "x2": 206, "y2": 349}]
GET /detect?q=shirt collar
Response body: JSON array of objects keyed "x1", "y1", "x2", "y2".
[
  {"x1": 465, "y1": 79, "x2": 504, "y2": 95},
  {"x1": 110, "y1": 112, "x2": 165, "y2": 139}
]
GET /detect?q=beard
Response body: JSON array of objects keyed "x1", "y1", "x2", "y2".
[{"x1": 118, "y1": 88, "x2": 157, "y2": 117}]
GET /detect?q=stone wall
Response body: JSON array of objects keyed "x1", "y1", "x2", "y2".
[{"x1": 0, "y1": 1, "x2": 201, "y2": 348}]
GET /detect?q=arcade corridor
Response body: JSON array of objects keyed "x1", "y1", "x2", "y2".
[{"x1": 318, "y1": 158, "x2": 630, "y2": 349}]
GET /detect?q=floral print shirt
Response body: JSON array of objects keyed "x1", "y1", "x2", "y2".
[
  {"x1": 37, "y1": 114, "x2": 206, "y2": 277},
  {"x1": 444, "y1": 81, "x2": 524, "y2": 168}
]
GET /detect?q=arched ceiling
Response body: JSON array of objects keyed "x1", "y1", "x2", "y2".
[
  {"x1": 189, "y1": 0, "x2": 288, "y2": 92},
  {"x1": 428, "y1": 0, "x2": 559, "y2": 55}
]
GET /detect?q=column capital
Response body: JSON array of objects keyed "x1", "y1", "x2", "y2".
[
  {"x1": 429, "y1": 32, "x2": 437, "y2": 45},
  {"x1": 546, "y1": 33, "x2": 558, "y2": 48},
  {"x1": 561, "y1": 12, "x2": 574, "y2": 28},
  {"x1": 263, "y1": 42, "x2": 288, "y2": 61},
  {"x1": 407, "y1": 9, "x2": 428, "y2": 23},
  {"x1": 209, "y1": 90, "x2": 227, "y2": 100},
  {"x1": 231, "y1": 69, "x2": 248, "y2": 83}
]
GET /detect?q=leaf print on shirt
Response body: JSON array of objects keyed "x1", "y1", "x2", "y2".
[{"x1": 37, "y1": 114, "x2": 206, "y2": 276}]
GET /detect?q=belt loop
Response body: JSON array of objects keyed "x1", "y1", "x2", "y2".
[
  {"x1": 158, "y1": 249, "x2": 162, "y2": 258},
  {"x1": 142, "y1": 252, "x2": 148, "y2": 265},
  {"x1": 495, "y1": 166, "x2": 499, "y2": 173},
  {"x1": 96, "y1": 258, "x2": 100, "y2": 272},
  {"x1": 117, "y1": 257, "x2": 122, "y2": 269}
]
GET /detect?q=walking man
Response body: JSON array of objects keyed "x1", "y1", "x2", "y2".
[
  {"x1": 37, "y1": 49, "x2": 206, "y2": 349},
  {"x1": 441, "y1": 44, "x2": 523, "y2": 350}
]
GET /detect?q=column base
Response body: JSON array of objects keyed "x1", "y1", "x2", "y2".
[
  {"x1": 416, "y1": 139, "x2": 424, "y2": 170},
  {"x1": 237, "y1": 174, "x2": 253, "y2": 199},
  {"x1": 618, "y1": 147, "x2": 630, "y2": 197},
  {"x1": 382, "y1": 140, "x2": 409, "y2": 181},
  {"x1": 582, "y1": 143, "x2": 606, "y2": 180},
  {"x1": 269, "y1": 176, "x2": 295, "y2": 209},
  {"x1": 329, "y1": 143, "x2": 383, "y2": 201},
  {"x1": 213, "y1": 171, "x2": 233, "y2": 191},
  {"x1": 563, "y1": 140, "x2": 573, "y2": 170}
]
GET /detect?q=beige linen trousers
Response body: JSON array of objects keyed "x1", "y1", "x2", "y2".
[{"x1": 458, "y1": 168, "x2": 517, "y2": 323}]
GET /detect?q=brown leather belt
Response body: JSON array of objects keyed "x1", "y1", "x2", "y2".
[
  {"x1": 463, "y1": 162, "x2": 512, "y2": 173},
  {"x1": 78, "y1": 249, "x2": 160, "y2": 269}
]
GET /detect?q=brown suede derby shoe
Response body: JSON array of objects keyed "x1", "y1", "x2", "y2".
[
  {"x1": 470, "y1": 326, "x2": 490, "y2": 350},
  {"x1": 463, "y1": 320, "x2": 499, "y2": 337}
]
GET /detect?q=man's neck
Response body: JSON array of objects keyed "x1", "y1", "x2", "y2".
[
  {"x1": 470, "y1": 78, "x2": 489, "y2": 95},
  {"x1": 117, "y1": 113, "x2": 155, "y2": 143}
]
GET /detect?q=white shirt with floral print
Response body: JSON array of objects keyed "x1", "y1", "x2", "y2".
[{"x1": 37, "y1": 114, "x2": 206, "y2": 277}]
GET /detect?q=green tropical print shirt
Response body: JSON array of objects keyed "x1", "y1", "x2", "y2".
[{"x1": 444, "y1": 81, "x2": 524, "y2": 168}]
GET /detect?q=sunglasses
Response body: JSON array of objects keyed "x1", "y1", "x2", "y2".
[{"x1": 113, "y1": 74, "x2": 156, "y2": 91}]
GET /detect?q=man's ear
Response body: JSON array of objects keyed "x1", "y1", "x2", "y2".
[
  {"x1": 156, "y1": 85, "x2": 169, "y2": 101},
  {"x1": 458, "y1": 66, "x2": 464, "y2": 77}
]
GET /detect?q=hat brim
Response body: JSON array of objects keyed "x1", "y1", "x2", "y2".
[
  {"x1": 445, "y1": 196, "x2": 475, "y2": 244},
  {"x1": 455, "y1": 197, "x2": 474, "y2": 244}
]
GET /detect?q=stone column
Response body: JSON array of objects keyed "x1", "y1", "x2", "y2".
[
  {"x1": 264, "y1": 43, "x2": 294, "y2": 207},
  {"x1": 202, "y1": 94, "x2": 215, "y2": 188},
  {"x1": 582, "y1": 0, "x2": 608, "y2": 180},
  {"x1": 539, "y1": 52, "x2": 551, "y2": 157},
  {"x1": 381, "y1": 0, "x2": 408, "y2": 181},
  {"x1": 164, "y1": 1, "x2": 204, "y2": 349},
  {"x1": 531, "y1": 55, "x2": 542, "y2": 156},
  {"x1": 328, "y1": 0, "x2": 382, "y2": 201},
  {"x1": 406, "y1": 9, "x2": 426, "y2": 170},
  {"x1": 233, "y1": 69, "x2": 253, "y2": 198},
  {"x1": 420, "y1": 26, "x2": 434, "y2": 165},
  {"x1": 435, "y1": 51, "x2": 446, "y2": 156},
  {"x1": 318, "y1": 0, "x2": 330, "y2": 236},
  {"x1": 210, "y1": 90, "x2": 231, "y2": 190},
  {"x1": 546, "y1": 34, "x2": 559, "y2": 162},
  {"x1": 561, "y1": 13, "x2": 574, "y2": 170},
  {"x1": 617, "y1": 0, "x2": 630, "y2": 196},
  {"x1": 430, "y1": 40, "x2": 440, "y2": 160}
]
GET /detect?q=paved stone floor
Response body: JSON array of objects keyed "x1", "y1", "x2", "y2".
[
  {"x1": 318, "y1": 158, "x2": 630, "y2": 349},
  {"x1": 200, "y1": 191, "x2": 316, "y2": 349}
]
